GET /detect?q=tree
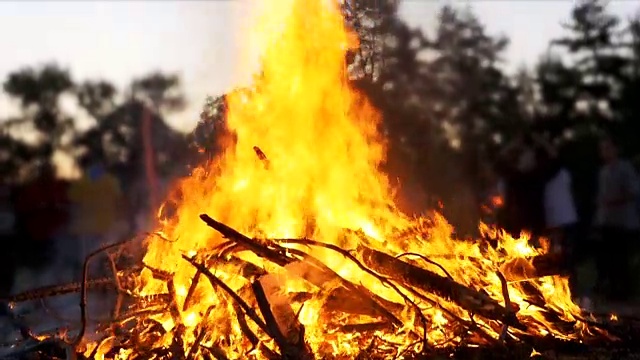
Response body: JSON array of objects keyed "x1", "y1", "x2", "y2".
[
  {"x1": 75, "y1": 100, "x2": 189, "y2": 179},
  {"x1": 430, "y1": 11, "x2": 518, "y2": 177},
  {"x1": 131, "y1": 72, "x2": 186, "y2": 114},
  {"x1": 76, "y1": 80, "x2": 117, "y2": 119},
  {"x1": 341, "y1": 2, "x2": 519, "y2": 234},
  {"x1": 550, "y1": 0, "x2": 628, "y2": 135},
  {"x1": 535, "y1": 54, "x2": 584, "y2": 138},
  {"x1": 343, "y1": 0, "x2": 445, "y2": 215},
  {"x1": 617, "y1": 13, "x2": 640, "y2": 157},
  {"x1": 190, "y1": 94, "x2": 234, "y2": 166},
  {"x1": 0, "y1": 129, "x2": 39, "y2": 182},
  {"x1": 75, "y1": 71, "x2": 189, "y2": 175},
  {"x1": 2, "y1": 63, "x2": 76, "y2": 177},
  {"x1": 537, "y1": 0, "x2": 631, "y2": 224}
]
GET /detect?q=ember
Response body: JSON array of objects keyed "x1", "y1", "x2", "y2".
[{"x1": 3, "y1": 0, "x2": 640, "y2": 359}]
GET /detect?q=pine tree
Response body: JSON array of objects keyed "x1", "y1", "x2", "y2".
[
  {"x1": 2, "y1": 63, "x2": 75, "y2": 178},
  {"x1": 617, "y1": 13, "x2": 640, "y2": 157},
  {"x1": 428, "y1": 6, "x2": 520, "y2": 183},
  {"x1": 551, "y1": 0, "x2": 628, "y2": 134}
]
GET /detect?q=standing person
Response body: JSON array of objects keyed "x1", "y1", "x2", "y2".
[
  {"x1": 12, "y1": 166, "x2": 69, "y2": 270},
  {"x1": 496, "y1": 133, "x2": 561, "y2": 241},
  {"x1": 0, "y1": 184, "x2": 17, "y2": 297},
  {"x1": 68, "y1": 161, "x2": 125, "y2": 278},
  {"x1": 541, "y1": 150, "x2": 581, "y2": 301},
  {"x1": 543, "y1": 155, "x2": 579, "y2": 255},
  {"x1": 594, "y1": 137, "x2": 640, "y2": 301},
  {"x1": 479, "y1": 164, "x2": 505, "y2": 226}
]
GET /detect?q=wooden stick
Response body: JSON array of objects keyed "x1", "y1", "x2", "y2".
[
  {"x1": 359, "y1": 246, "x2": 526, "y2": 331},
  {"x1": 65, "y1": 237, "x2": 139, "y2": 347},
  {"x1": 284, "y1": 247, "x2": 403, "y2": 327},
  {"x1": 200, "y1": 214, "x2": 290, "y2": 267},
  {"x1": 183, "y1": 255, "x2": 271, "y2": 336},
  {"x1": 497, "y1": 271, "x2": 513, "y2": 342},
  {"x1": 253, "y1": 146, "x2": 270, "y2": 169},
  {"x1": 3, "y1": 278, "x2": 114, "y2": 303},
  {"x1": 251, "y1": 280, "x2": 312, "y2": 359},
  {"x1": 200, "y1": 215, "x2": 404, "y2": 324},
  {"x1": 232, "y1": 303, "x2": 279, "y2": 359},
  {"x1": 501, "y1": 254, "x2": 568, "y2": 282}
]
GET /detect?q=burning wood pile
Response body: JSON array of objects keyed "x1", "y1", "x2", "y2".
[
  {"x1": 3, "y1": 212, "x2": 640, "y2": 360},
  {"x1": 3, "y1": 0, "x2": 640, "y2": 359}
]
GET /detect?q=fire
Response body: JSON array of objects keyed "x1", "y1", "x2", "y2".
[
  {"x1": 491, "y1": 195, "x2": 504, "y2": 208},
  {"x1": 86, "y1": 0, "x2": 609, "y2": 358}
]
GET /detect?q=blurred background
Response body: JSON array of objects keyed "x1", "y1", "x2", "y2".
[{"x1": 1, "y1": 0, "x2": 640, "y2": 311}]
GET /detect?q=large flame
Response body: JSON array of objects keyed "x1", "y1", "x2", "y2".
[{"x1": 103, "y1": 0, "x2": 603, "y2": 358}]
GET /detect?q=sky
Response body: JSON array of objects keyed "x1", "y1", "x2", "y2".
[{"x1": 0, "y1": 0, "x2": 638, "y2": 133}]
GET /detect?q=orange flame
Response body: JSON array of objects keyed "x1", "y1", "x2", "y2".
[
  {"x1": 491, "y1": 195, "x2": 504, "y2": 208},
  {"x1": 88, "y1": 0, "x2": 607, "y2": 358}
]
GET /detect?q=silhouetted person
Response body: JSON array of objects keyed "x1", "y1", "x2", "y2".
[
  {"x1": 496, "y1": 133, "x2": 561, "y2": 241},
  {"x1": 540, "y1": 145, "x2": 580, "y2": 296},
  {"x1": 594, "y1": 137, "x2": 639, "y2": 301},
  {"x1": 0, "y1": 184, "x2": 17, "y2": 297},
  {"x1": 12, "y1": 166, "x2": 69, "y2": 270},
  {"x1": 479, "y1": 164, "x2": 505, "y2": 226},
  {"x1": 68, "y1": 161, "x2": 124, "y2": 278},
  {"x1": 539, "y1": 142, "x2": 579, "y2": 251}
]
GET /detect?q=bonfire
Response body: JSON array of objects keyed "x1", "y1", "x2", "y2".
[{"x1": 3, "y1": 0, "x2": 639, "y2": 359}]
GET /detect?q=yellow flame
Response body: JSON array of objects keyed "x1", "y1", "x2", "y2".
[{"x1": 96, "y1": 0, "x2": 608, "y2": 358}]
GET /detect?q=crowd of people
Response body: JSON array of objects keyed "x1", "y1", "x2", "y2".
[{"x1": 481, "y1": 134, "x2": 640, "y2": 308}]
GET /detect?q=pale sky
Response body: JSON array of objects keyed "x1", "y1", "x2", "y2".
[{"x1": 0, "y1": 0, "x2": 638, "y2": 132}]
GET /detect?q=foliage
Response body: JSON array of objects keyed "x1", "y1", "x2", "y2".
[
  {"x1": 131, "y1": 72, "x2": 186, "y2": 113},
  {"x1": 75, "y1": 80, "x2": 117, "y2": 119},
  {"x1": 1, "y1": 63, "x2": 75, "y2": 181},
  {"x1": 74, "y1": 72, "x2": 190, "y2": 188},
  {"x1": 1, "y1": 66, "x2": 189, "y2": 188},
  {"x1": 533, "y1": 0, "x2": 640, "y2": 224}
]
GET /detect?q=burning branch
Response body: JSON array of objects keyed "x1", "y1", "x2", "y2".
[
  {"x1": 251, "y1": 280, "x2": 313, "y2": 359},
  {"x1": 3, "y1": 219, "x2": 636, "y2": 359},
  {"x1": 200, "y1": 215, "x2": 404, "y2": 324},
  {"x1": 200, "y1": 214, "x2": 290, "y2": 267},
  {"x1": 359, "y1": 246, "x2": 526, "y2": 332},
  {"x1": 183, "y1": 255, "x2": 306, "y2": 358},
  {"x1": 496, "y1": 271, "x2": 513, "y2": 342},
  {"x1": 253, "y1": 145, "x2": 270, "y2": 169}
]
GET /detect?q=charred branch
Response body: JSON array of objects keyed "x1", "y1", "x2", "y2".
[
  {"x1": 359, "y1": 246, "x2": 526, "y2": 331},
  {"x1": 3, "y1": 277, "x2": 114, "y2": 303},
  {"x1": 502, "y1": 254, "x2": 569, "y2": 282},
  {"x1": 253, "y1": 146, "x2": 270, "y2": 169},
  {"x1": 201, "y1": 216, "x2": 404, "y2": 324},
  {"x1": 65, "y1": 237, "x2": 140, "y2": 347},
  {"x1": 200, "y1": 214, "x2": 291, "y2": 267},
  {"x1": 251, "y1": 279, "x2": 313, "y2": 359}
]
